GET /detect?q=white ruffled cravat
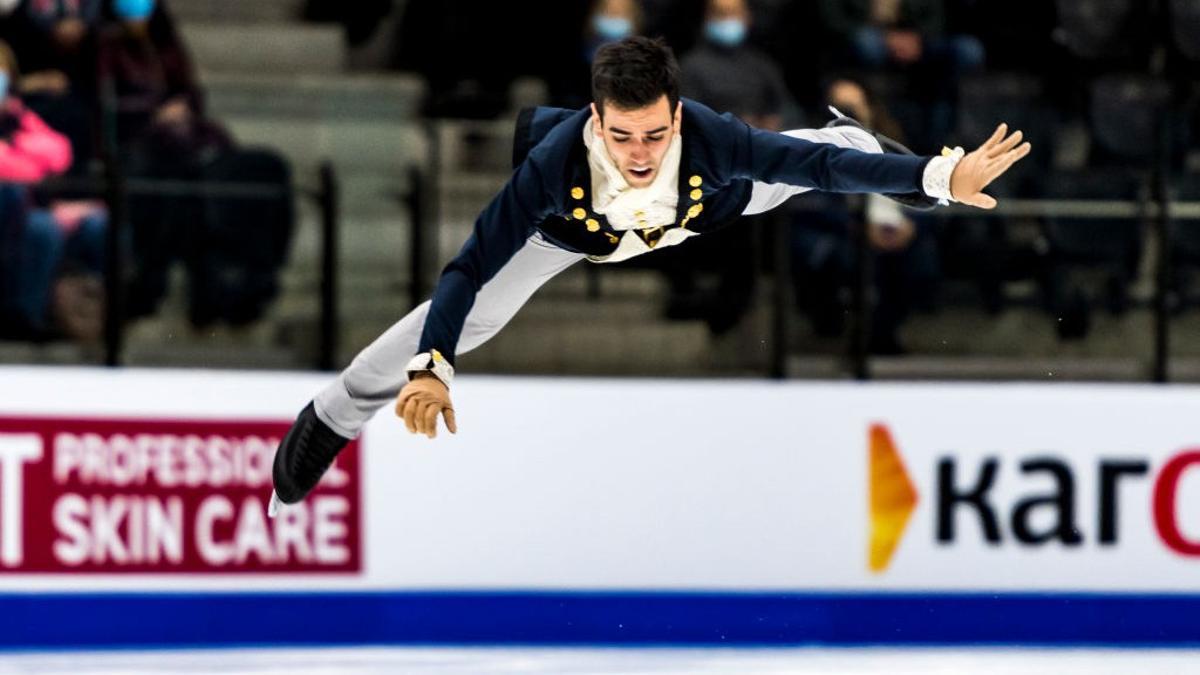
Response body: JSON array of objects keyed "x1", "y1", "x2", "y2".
[{"x1": 582, "y1": 116, "x2": 682, "y2": 231}]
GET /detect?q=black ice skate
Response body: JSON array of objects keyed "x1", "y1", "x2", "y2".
[{"x1": 269, "y1": 402, "x2": 350, "y2": 517}]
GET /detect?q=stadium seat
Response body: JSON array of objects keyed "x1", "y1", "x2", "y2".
[
  {"x1": 1041, "y1": 168, "x2": 1145, "y2": 336},
  {"x1": 1168, "y1": 0, "x2": 1200, "y2": 62},
  {"x1": 1043, "y1": 168, "x2": 1143, "y2": 265},
  {"x1": 955, "y1": 73, "x2": 1055, "y2": 193},
  {"x1": 1053, "y1": 0, "x2": 1152, "y2": 64},
  {"x1": 1088, "y1": 75, "x2": 1173, "y2": 165}
]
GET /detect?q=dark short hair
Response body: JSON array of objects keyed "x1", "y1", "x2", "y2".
[{"x1": 591, "y1": 36, "x2": 680, "y2": 118}]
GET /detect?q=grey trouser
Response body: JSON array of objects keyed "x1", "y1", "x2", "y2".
[{"x1": 313, "y1": 125, "x2": 883, "y2": 438}]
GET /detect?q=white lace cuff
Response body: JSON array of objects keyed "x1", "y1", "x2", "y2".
[
  {"x1": 405, "y1": 349, "x2": 454, "y2": 387},
  {"x1": 922, "y1": 146, "x2": 965, "y2": 203}
]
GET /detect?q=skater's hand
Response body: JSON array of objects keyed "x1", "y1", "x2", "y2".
[
  {"x1": 395, "y1": 372, "x2": 457, "y2": 439},
  {"x1": 950, "y1": 123, "x2": 1031, "y2": 210}
]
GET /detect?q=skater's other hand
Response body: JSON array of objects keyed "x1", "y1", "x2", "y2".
[
  {"x1": 395, "y1": 372, "x2": 457, "y2": 439},
  {"x1": 950, "y1": 123, "x2": 1031, "y2": 209}
]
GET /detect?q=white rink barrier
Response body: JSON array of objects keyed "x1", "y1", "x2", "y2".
[{"x1": 0, "y1": 366, "x2": 1198, "y2": 647}]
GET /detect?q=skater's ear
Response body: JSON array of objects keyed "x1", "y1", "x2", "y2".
[
  {"x1": 591, "y1": 101, "x2": 602, "y2": 127},
  {"x1": 673, "y1": 100, "x2": 681, "y2": 132}
]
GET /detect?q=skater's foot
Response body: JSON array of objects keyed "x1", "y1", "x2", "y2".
[{"x1": 271, "y1": 402, "x2": 351, "y2": 508}]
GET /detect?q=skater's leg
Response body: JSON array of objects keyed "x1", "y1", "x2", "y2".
[
  {"x1": 274, "y1": 234, "x2": 581, "y2": 508},
  {"x1": 741, "y1": 126, "x2": 885, "y2": 216}
]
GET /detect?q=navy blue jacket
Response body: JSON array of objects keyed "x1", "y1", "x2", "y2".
[{"x1": 419, "y1": 98, "x2": 933, "y2": 365}]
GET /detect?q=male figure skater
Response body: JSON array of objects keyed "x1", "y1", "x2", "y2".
[{"x1": 270, "y1": 36, "x2": 1029, "y2": 513}]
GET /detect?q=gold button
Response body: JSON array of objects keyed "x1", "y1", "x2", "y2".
[
  {"x1": 571, "y1": 187, "x2": 584, "y2": 200},
  {"x1": 573, "y1": 208, "x2": 586, "y2": 220},
  {"x1": 606, "y1": 233, "x2": 619, "y2": 244},
  {"x1": 680, "y1": 217, "x2": 691, "y2": 228},
  {"x1": 688, "y1": 204, "x2": 702, "y2": 218},
  {"x1": 586, "y1": 218, "x2": 600, "y2": 232},
  {"x1": 689, "y1": 175, "x2": 702, "y2": 187},
  {"x1": 690, "y1": 189, "x2": 702, "y2": 201}
]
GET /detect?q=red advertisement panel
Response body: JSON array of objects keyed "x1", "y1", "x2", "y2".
[{"x1": 0, "y1": 416, "x2": 361, "y2": 573}]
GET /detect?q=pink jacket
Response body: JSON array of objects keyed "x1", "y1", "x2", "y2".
[{"x1": 0, "y1": 100, "x2": 73, "y2": 182}]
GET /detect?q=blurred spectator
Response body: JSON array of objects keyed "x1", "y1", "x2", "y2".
[
  {"x1": 660, "y1": 0, "x2": 794, "y2": 334},
  {"x1": 818, "y1": 0, "x2": 977, "y2": 70},
  {"x1": 2, "y1": 0, "x2": 103, "y2": 171},
  {"x1": 99, "y1": 0, "x2": 293, "y2": 328},
  {"x1": 549, "y1": 0, "x2": 644, "y2": 110},
  {"x1": 680, "y1": 0, "x2": 792, "y2": 130},
  {"x1": 0, "y1": 38, "x2": 105, "y2": 340},
  {"x1": 98, "y1": 0, "x2": 231, "y2": 320},
  {"x1": 946, "y1": 0, "x2": 1056, "y2": 74},
  {"x1": 587, "y1": 0, "x2": 643, "y2": 56},
  {"x1": 97, "y1": 0, "x2": 224, "y2": 319},
  {"x1": 98, "y1": 0, "x2": 221, "y2": 153},
  {"x1": 789, "y1": 78, "x2": 939, "y2": 354},
  {"x1": 817, "y1": 0, "x2": 984, "y2": 150}
]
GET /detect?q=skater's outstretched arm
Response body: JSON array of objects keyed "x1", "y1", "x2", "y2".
[{"x1": 692, "y1": 102, "x2": 1030, "y2": 207}]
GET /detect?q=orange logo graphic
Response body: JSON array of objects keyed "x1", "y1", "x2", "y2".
[{"x1": 869, "y1": 424, "x2": 919, "y2": 573}]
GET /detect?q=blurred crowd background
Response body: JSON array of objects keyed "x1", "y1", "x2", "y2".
[{"x1": 0, "y1": 0, "x2": 1197, "y2": 381}]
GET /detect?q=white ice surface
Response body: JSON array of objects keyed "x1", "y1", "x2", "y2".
[{"x1": 0, "y1": 648, "x2": 1197, "y2": 675}]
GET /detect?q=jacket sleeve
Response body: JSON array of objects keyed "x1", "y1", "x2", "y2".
[
  {"x1": 726, "y1": 113, "x2": 930, "y2": 196},
  {"x1": 416, "y1": 158, "x2": 555, "y2": 366}
]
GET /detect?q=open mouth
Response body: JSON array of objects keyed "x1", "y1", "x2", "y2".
[{"x1": 629, "y1": 167, "x2": 654, "y2": 181}]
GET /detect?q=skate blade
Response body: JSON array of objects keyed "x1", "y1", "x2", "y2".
[{"x1": 267, "y1": 490, "x2": 283, "y2": 519}]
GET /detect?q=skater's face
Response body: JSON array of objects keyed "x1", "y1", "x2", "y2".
[{"x1": 592, "y1": 95, "x2": 681, "y2": 188}]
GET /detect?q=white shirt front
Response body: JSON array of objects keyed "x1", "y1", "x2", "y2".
[
  {"x1": 582, "y1": 117, "x2": 697, "y2": 264},
  {"x1": 582, "y1": 117, "x2": 683, "y2": 231}
]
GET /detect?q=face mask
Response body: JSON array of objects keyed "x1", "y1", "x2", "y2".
[
  {"x1": 593, "y1": 15, "x2": 632, "y2": 42},
  {"x1": 115, "y1": 0, "x2": 156, "y2": 21},
  {"x1": 705, "y1": 18, "x2": 747, "y2": 47},
  {"x1": 0, "y1": 72, "x2": 8, "y2": 103}
]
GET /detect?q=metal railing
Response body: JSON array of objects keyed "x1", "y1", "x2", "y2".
[
  {"x1": 781, "y1": 194, "x2": 1200, "y2": 385},
  {"x1": 14, "y1": 158, "x2": 342, "y2": 370}
]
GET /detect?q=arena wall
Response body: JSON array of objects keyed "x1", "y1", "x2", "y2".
[{"x1": 1, "y1": 367, "x2": 1197, "y2": 647}]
